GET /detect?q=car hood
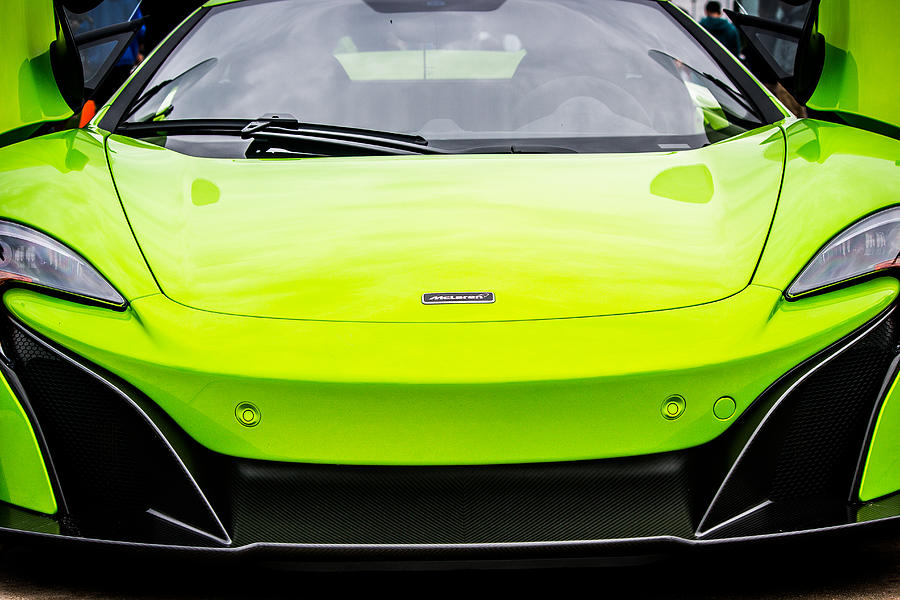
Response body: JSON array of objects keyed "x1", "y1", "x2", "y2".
[{"x1": 107, "y1": 126, "x2": 785, "y2": 322}]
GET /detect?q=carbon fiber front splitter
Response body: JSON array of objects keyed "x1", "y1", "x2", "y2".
[{"x1": 1, "y1": 497, "x2": 899, "y2": 567}]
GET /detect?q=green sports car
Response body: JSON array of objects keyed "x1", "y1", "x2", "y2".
[{"x1": 0, "y1": 0, "x2": 898, "y2": 562}]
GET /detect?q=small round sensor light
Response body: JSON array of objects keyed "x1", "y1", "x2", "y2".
[
  {"x1": 235, "y1": 402, "x2": 261, "y2": 427},
  {"x1": 713, "y1": 396, "x2": 736, "y2": 421},
  {"x1": 661, "y1": 395, "x2": 686, "y2": 420}
]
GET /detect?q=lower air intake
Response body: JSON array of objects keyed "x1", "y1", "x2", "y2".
[
  {"x1": 769, "y1": 312, "x2": 897, "y2": 501},
  {"x1": 227, "y1": 453, "x2": 701, "y2": 546},
  {"x1": 2, "y1": 319, "x2": 226, "y2": 545},
  {"x1": 700, "y1": 309, "x2": 899, "y2": 536}
]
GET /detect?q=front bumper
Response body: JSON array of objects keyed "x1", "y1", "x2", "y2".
[
  {"x1": 3, "y1": 280, "x2": 899, "y2": 465},
  {"x1": 0, "y1": 282, "x2": 899, "y2": 559}
]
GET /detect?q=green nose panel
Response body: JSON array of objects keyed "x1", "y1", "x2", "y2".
[
  {"x1": 0, "y1": 372, "x2": 57, "y2": 515},
  {"x1": 0, "y1": 0, "x2": 74, "y2": 147},
  {"x1": 860, "y1": 372, "x2": 900, "y2": 502}
]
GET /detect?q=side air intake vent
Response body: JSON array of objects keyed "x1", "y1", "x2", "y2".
[
  {"x1": 699, "y1": 309, "x2": 898, "y2": 537},
  {"x1": 2, "y1": 319, "x2": 228, "y2": 546},
  {"x1": 769, "y1": 314, "x2": 896, "y2": 501}
]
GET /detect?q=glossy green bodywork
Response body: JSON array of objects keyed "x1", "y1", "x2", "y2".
[
  {"x1": 808, "y1": 0, "x2": 900, "y2": 133},
  {"x1": 106, "y1": 127, "x2": 784, "y2": 322},
  {"x1": 0, "y1": 0, "x2": 72, "y2": 146},
  {"x1": 751, "y1": 119, "x2": 900, "y2": 501},
  {"x1": 0, "y1": 372, "x2": 56, "y2": 514},
  {"x1": 752, "y1": 120, "x2": 900, "y2": 292},
  {"x1": 860, "y1": 373, "x2": 900, "y2": 502},
  {"x1": 4, "y1": 279, "x2": 896, "y2": 464},
  {"x1": 0, "y1": 118, "x2": 897, "y2": 467},
  {"x1": 0, "y1": 129, "x2": 159, "y2": 302}
]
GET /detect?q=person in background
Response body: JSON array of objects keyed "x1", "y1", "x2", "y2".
[
  {"x1": 700, "y1": 1, "x2": 741, "y2": 56},
  {"x1": 116, "y1": 7, "x2": 146, "y2": 71}
]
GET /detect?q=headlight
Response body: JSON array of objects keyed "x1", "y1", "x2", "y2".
[
  {"x1": 787, "y1": 207, "x2": 900, "y2": 299},
  {"x1": 0, "y1": 221, "x2": 125, "y2": 307}
]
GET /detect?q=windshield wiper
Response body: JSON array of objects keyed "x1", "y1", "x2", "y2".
[
  {"x1": 694, "y1": 71, "x2": 763, "y2": 123},
  {"x1": 123, "y1": 58, "x2": 219, "y2": 122},
  {"x1": 647, "y1": 50, "x2": 764, "y2": 123},
  {"x1": 459, "y1": 143, "x2": 578, "y2": 154},
  {"x1": 117, "y1": 114, "x2": 444, "y2": 156},
  {"x1": 240, "y1": 113, "x2": 445, "y2": 156}
]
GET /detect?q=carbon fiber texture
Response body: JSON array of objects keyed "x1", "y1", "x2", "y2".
[
  {"x1": 700, "y1": 498, "x2": 852, "y2": 540},
  {"x1": 227, "y1": 454, "x2": 699, "y2": 545}
]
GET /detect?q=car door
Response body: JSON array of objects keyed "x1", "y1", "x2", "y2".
[
  {"x1": 727, "y1": 0, "x2": 899, "y2": 138},
  {"x1": 0, "y1": 0, "x2": 144, "y2": 147}
]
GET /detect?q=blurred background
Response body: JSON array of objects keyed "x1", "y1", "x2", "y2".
[{"x1": 676, "y1": 0, "x2": 807, "y2": 22}]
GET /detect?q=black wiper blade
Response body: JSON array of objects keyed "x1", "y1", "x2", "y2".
[
  {"x1": 117, "y1": 115, "x2": 445, "y2": 156},
  {"x1": 459, "y1": 144, "x2": 578, "y2": 154},
  {"x1": 118, "y1": 119, "x2": 250, "y2": 136},
  {"x1": 695, "y1": 71, "x2": 763, "y2": 122},
  {"x1": 124, "y1": 78, "x2": 175, "y2": 120},
  {"x1": 244, "y1": 135, "x2": 423, "y2": 157},
  {"x1": 240, "y1": 113, "x2": 443, "y2": 155}
]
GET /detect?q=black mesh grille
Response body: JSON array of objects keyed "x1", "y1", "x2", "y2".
[
  {"x1": 769, "y1": 314, "x2": 897, "y2": 501},
  {"x1": 2, "y1": 321, "x2": 225, "y2": 543},
  {"x1": 700, "y1": 310, "x2": 899, "y2": 536},
  {"x1": 6, "y1": 326, "x2": 150, "y2": 519},
  {"x1": 228, "y1": 453, "x2": 699, "y2": 545}
]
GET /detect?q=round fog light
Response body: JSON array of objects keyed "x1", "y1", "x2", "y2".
[{"x1": 235, "y1": 402, "x2": 261, "y2": 427}]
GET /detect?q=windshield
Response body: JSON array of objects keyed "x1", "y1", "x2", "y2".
[{"x1": 121, "y1": 0, "x2": 771, "y2": 154}]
